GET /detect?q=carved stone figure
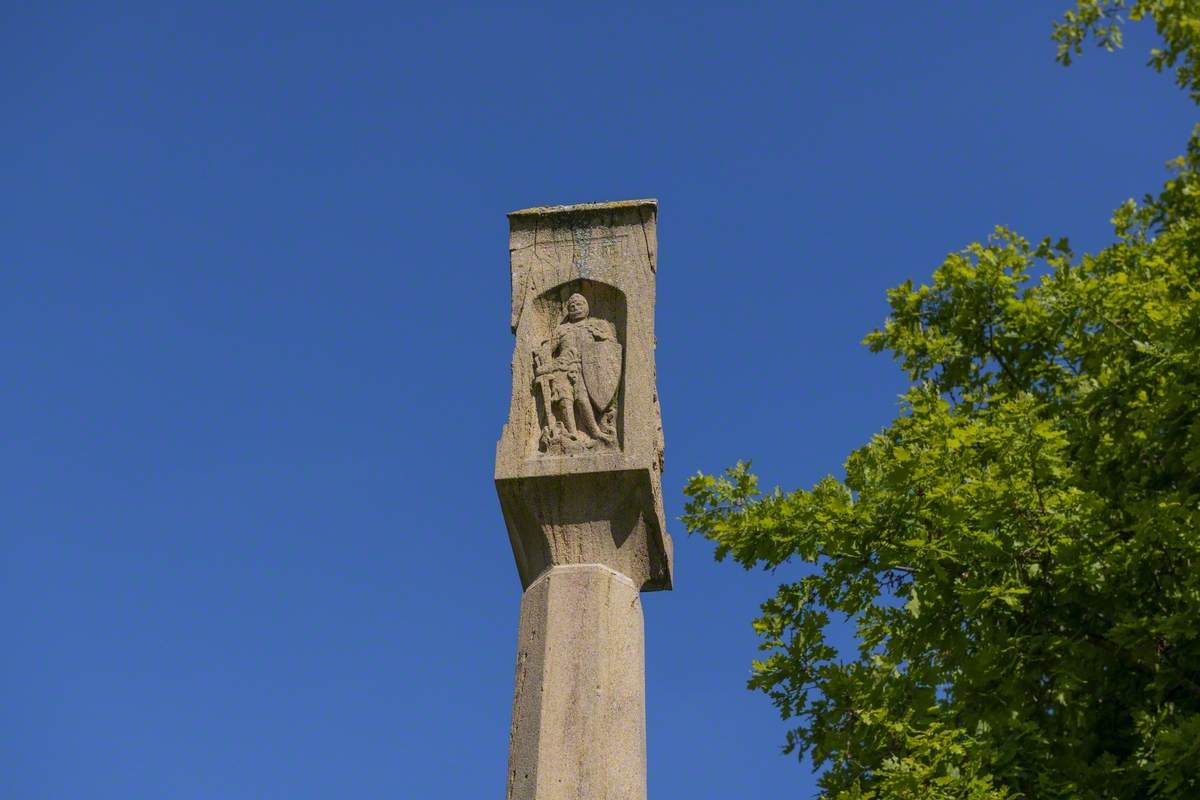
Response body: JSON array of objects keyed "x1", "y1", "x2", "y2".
[{"x1": 532, "y1": 292, "x2": 621, "y2": 454}]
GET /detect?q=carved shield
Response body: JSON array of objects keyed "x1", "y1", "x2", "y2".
[{"x1": 581, "y1": 338, "x2": 622, "y2": 411}]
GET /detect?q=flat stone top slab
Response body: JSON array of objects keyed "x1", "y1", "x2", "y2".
[{"x1": 508, "y1": 198, "x2": 657, "y2": 218}]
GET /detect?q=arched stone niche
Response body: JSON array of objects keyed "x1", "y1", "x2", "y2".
[{"x1": 528, "y1": 279, "x2": 627, "y2": 458}]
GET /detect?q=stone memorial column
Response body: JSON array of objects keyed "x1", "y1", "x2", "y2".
[{"x1": 495, "y1": 200, "x2": 673, "y2": 800}]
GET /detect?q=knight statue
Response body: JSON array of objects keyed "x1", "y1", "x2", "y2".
[{"x1": 532, "y1": 292, "x2": 622, "y2": 454}]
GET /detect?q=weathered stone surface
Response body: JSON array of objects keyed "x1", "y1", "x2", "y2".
[
  {"x1": 496, "y1": 470, "x2": 672, "y2": 593},
  {"x1": 496, "y1": 199, "x2": 671, "y2": 592},
  {"x1": 496, "y1": 199, "x2": 671, "y2": 800},
  {"x1": 506, "y1": 565, "x2": 646, "y2": 800}
]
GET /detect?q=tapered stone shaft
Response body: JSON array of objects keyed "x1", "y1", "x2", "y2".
[
  {"x1": 506, "y1": 565, "x2": 645, "y2": 800},
  {"x1": 496, "y1": 199, "x2": 671, "y2": 800}
]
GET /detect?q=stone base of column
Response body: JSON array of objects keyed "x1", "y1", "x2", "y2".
[{"x1": 506, "y1": 564, "x2": 647, "y2": 800}]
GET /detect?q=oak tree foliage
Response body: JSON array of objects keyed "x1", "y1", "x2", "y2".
[{"x1": 684, "y1": 4, "x2": 1200, "y2": 798}]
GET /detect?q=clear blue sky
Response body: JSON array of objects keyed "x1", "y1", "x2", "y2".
[{"x1": 3, "y1": 3, "x2": 1193, "y2": 798}]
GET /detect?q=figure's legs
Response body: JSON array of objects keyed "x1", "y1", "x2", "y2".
[
  {"x1": 552, "y1": 374, "x2": 581, "y2": 439},
  {"x1": 574, "y1": 395, "x2": 613, "y2": 445},
  {"x1": 559, "y1": 399, "x2": 579, "y2": 437}
]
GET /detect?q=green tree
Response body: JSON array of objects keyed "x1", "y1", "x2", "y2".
[{"x1": 683, "y1": 4, "x2": 1200, "y2": 798}]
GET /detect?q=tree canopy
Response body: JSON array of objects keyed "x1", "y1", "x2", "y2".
[{"x1": 684, "y1": 4, "x2": 1200, "y2": 798}]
